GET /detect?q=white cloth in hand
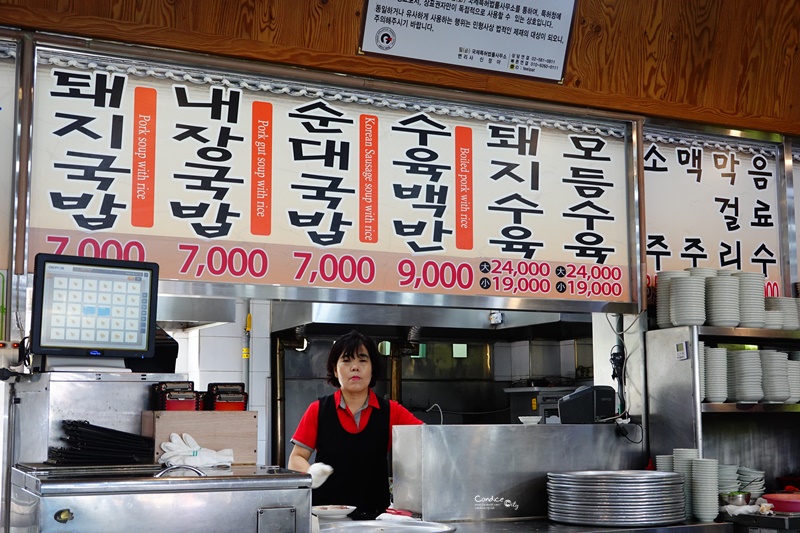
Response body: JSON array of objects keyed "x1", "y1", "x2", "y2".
[
  {"x1": 307, "y1": 462, "x2": 333, "y2": 488},
  {"x1": 159, "y1": 433, "x2": 234, "y2": 467}
]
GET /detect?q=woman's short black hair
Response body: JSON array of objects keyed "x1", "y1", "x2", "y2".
[{"x1": 325, "y1": 330, "x2": 382, "y2": 388}]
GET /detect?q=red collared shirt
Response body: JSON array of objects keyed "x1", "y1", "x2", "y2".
[{"x1": 291, "y1": 389, "x2": 423, "y2": 452}]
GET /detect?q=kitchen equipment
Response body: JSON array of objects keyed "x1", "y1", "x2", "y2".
[
  {"x1": 207, "y1": 394, "x2": 248, "y2": 412},
  {"x1": 154, "y1": 381, "x2": 200, "y2": 410},
  {"x1": 10, "y1": 463, "x2": 312, "y2": 532},
  {"x1": 392, "y1": 423, "x2": 643, "y2": 522},
  {"x1": 557, "y1": 385, "x2": 616, "y2": 423},
  {"x1": 719, "y1": 492, "x2": 750, "y2": 505},
  {"x1": 156, "y1": 390, "x2": 201, "y2": 410},
  {"x1": 206, "y1": 392, "x2": 248, "y2": 410},
  {"x1": 12, "y1": 372, "x2": 189, "y2": 465},
  {"x1": 504, "y1": 386, "x2": 576, "y2": 424},
  {"x1": 205, "y1": 382, "x2": 248, "y2": 410},
  {"x1": 723, "y1": 511, "x2": 800, "y2": 533},
  {"x1": 47, "y1": 420, "x2": 155, "y2": 465}
]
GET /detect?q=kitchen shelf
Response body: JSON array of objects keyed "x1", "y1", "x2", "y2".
[
  {"x1": 701, "y1": 402, "x2": 800, "y2": 413},
  {"x1": 646, "y1": 325, "x2": 800, "y2": 469},
  {"x1": 694, "y1": 326, "x2": 800, "y2": 344}
]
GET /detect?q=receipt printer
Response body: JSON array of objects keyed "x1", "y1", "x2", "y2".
[{"x1": 557, "y1": 385, "x2": 616, "y2": 423}]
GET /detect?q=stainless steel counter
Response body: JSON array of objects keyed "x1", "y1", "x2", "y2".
[
  {"x1": 432, "y1": 520, "x2": 732, "y2": 533},
  {"x1": 393, "y1": 424, "x2": 646, "y2": 522},
  {"x1": 11, "y1": 463, "x2": 312, "y2": 532},
  {"x1": 318, "y1": 519, "x2": 733, "y2": 533}
]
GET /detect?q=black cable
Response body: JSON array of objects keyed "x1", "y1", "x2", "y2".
[
  {"x1": 621, "y1": 422, "x2": 644, "y2": 444},
  {"x1": 609, "y1": 343, "x2": 628, "y2": 416},
  {"x1": 0, "y1": 368, "x2": 20, "y2": 381},
  {"x1": 16, "y1": 336, "x2": 30, "y2": 367}
]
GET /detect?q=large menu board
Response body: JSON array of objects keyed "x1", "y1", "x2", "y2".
[
  {"x1": 643, "y1": 128, "x2": 783, "y2": 303},
  {"x1": 26, "y1": 46, "x2": 637, "y2": 308}
]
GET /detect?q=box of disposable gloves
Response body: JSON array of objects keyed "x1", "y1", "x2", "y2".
[{"x1": 142, "y1": 411, "x2": 257, "y2": 464}]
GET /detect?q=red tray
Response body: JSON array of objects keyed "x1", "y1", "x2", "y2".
[{"x1": 763, "y1": 493, "x2": 800, "y2": 512}]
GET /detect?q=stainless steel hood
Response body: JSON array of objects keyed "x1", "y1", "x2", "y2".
[
  {"x1": 271, "y1": 301, "x2": 592, "y2": 342},
  {"x1": 156, "y1": 295, "x2": 237, "y2": 330}
]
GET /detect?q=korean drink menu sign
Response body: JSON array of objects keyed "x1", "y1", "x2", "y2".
[{"x1": 26, "y1": 47, "x2": 635, "y2": 305}]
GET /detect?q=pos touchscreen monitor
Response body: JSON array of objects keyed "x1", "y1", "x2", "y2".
[{"x1": 29, "y1": 253, "x2": 159, "y2": 362}]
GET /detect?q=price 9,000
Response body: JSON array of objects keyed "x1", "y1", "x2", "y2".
[{"x1": 397, "y1": 259, "x2": 474, "y2": 291}]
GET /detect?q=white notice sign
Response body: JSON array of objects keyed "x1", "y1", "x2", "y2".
[{"x1": 361, "y1": 0, "x2": 576, "y2": 82}]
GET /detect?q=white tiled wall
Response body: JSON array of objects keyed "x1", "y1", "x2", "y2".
[
  {"x1": 495, "y1": 340, "x2": 582, "y2": 382},
  {"x1": 166, "y1": 299, "x2": 272, "y2": 465},
  {"x1": 493, "y1": 340, "x2": 532, "y2": 381}
]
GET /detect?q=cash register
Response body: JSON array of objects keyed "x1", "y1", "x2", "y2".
[{"x1": 557, "y1": 385, "x2": 616, "y2": 423}]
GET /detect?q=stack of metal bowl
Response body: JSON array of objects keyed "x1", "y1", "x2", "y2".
[{"x1": 547, "y1": 470, "x2": 686, "y2": 527}]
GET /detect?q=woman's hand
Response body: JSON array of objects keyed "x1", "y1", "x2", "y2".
[{"x1": 307, "y1": 462, "x2": 334, "y2": 488}]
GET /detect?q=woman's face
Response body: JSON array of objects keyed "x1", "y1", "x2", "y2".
[{"x1": 334, "y1": 343, "x2": 372, "y2": 394}]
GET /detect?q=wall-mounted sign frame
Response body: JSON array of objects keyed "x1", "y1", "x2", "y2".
[
  {"x1": 360, "y1": 0, "x2": 577, "y2": 82},
  {"x1": 792, "y1": 142, "x2": 799, "y2": 290},
  {"x1": 11, "y1": 35, "x2": 643, "y2": 320},
  {"x1": 0, "y1": 32, "x2": 19, "y2": 341},
  {"x1": 642, "y1": 123, "x2": 791, "y2": 301}
]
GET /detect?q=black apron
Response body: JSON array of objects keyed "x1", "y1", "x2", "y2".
[{"x1": 313, "y1": 393, "x2": 390, "y2": 514}]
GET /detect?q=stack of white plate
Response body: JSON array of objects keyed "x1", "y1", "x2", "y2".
[
  {"x1": 655, "y1": 455, "x2": 674, "y2": 472},
  {"x1": 687, "y1": 267, "x2": 717, "y2": 278},
  {"x1": 735, "y1": 272, "x2": 766, "y2": 327},
  {"x1": 657, "y1": 271, "x2": 690, "y2": 329},
  {"x1": 673, "y1": 448, "x2": 699, "y2": 520},
  {"x1": 764, "y1": 310, "x2": 784, "y2": 329},
  {"x1": 760, "y1": 350, "x2": 791, "y2": 403},
  {"x1": 671, "y1": 276, "x2": 706, "y2": 326},
  {"x1": 691, "y1": 458, "x2": 719, "y2": 522},
  {"x1": 765, "y1": 297, "x2": 800, "y2": 329},
  {"x1": 546, "y1": 470, "x2": 685, "y2": 527},
  {"x1": 787, "y1": 361, "x2": 800, "y2": 403},
  {"x1": 726, "y1": 351, "x2": 737, "y2": 402},
  {"x1": 704, "y1": 347, "x2": 728, "y2": 403},
  {"x1": 795, "y1": 297, "x2": 800, "y2": 326},
  {"x1": 705, "y1": 276, "x2": 740, "y2": 327},
  {"x1": 731, "y1": 350, "x2": 763, "y2": 403},
  {"x1": 718, "y1": 464, "x2": 740, "y2": 494},
  {"x1": 698, "y1": 341, "x2": 705, "y2": 401},
  {"x1": 738, "y1": 467, "x2": 766, "y2": 499},
  {"x1": 717, "y1": 269, "x2": 735, "y2": 276}
]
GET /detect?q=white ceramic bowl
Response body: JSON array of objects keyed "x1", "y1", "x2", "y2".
[{"x1": 519, "y1": 416, "x2": 542, "y2": 425}]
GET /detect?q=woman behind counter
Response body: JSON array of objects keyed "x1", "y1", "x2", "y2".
[{"x1": 288, "y1": 330, "x2": 423, "y2": 516}]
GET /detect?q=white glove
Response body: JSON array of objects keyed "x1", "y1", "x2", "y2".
[
  {"x1": 159, "y1": 433, "x2": 234, "y2": 467},
  {"x1": 307, "y1": 462, "x2": 333, "y2": 489},
  {"x1": 172, "y1": 448, "x2": 234, "y2": 467},
  {"x1": 159, "y1": 433, "x2": 196, "y2": 463}
]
